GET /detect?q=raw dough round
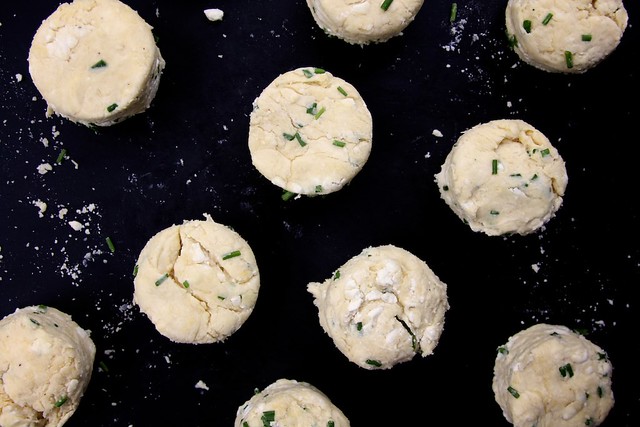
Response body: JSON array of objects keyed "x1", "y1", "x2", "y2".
[
  {"x1": 307, "y1": 244, "x2": 449, "y2": 370},
  {"x1": 234, "y1": 378, "x2": 350, "y2": 427},
  {"x1": 492, "y1": 323, "x2": 614, "y2": 427},
  {"x1": 505, "y1": 0, "x2": 628, "y2": 73},
  {"x1": 435, "y1": 119, "x2": 568, "y2": 236},
  {"x1": 0, "y1": 305, "x2": 96, "y2": 427},
  {"x1": 28, "y1": 0, "x2": 165, "y2": 126},
  {"x1": 133, "y1": 214, "x2": 260, "y2": 344},
  {"x1": 248, "y1": 67, "x2": 372, "y2": 197},
  {"x1": 307, "y1": 0, "x2": 425, "y2": 45}
]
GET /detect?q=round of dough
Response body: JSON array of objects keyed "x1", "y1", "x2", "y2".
[
  {"x1": 307, "y1": 244, "x2": 449, "y2": 370},
  {"x1": 234, "y1": 378, "x2": 350, "y2": 427},
  {"x1": 492, "y1": 323, "x2": 614, "y2": 427},
  {"x1": 248, "y1": 67, "x2": 373, "y2": 197},
  {"x1": 505, "y1": 0, "x2": 628, "y2": 73},
  {"x1": 434, "y1": 119, "x2": 568, "y2": 236},
  {"x1": 133, "y1": 214, "x2": 260, "y2": 344},
  {"x1": 0, "y1": 305, "x2": 96, "y2": 427},
  {"x1": 307, "y1": 0, "x2": 425, "y2": 45},
  {"x1": 28, "y1": 0, "x2": 166, "y2": 127}
]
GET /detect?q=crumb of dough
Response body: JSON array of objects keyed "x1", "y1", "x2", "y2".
[{"x1": 204, "y1": 8, "x2": 224, "y2": 21}]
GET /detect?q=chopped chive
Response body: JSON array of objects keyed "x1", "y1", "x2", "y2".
[
  {"x1": 107, "y1": 103, "x2": 118, "y2": 113},
  {"x1": 99, "y1": 361, "x2": 109, "y2": 372},
  {"x1": 106, "y1": 236, "x2": 115, "y2": 253},
  {"x1": 597, "y1": 386, "x2": 603, "y2": 398},
  {"x1": 442, "y1": 185, "x2": 449, "y2": 191},
  {"x1": 523, "y1": 19, "x2": 532, "y2": 33},
  {"x1": 218, "y1": 295, "x2": 225, "y2": 300},
  {"x1": 91, "y1": 59, "x2": 107, "y2": 69},
  {"x1": 490, "y1": 210, "x2": 500, "y2": 215},
  {"x1": 314, "y1": 106, "x2": 326, "y2": 120},
  {"x1": 333, "y1": 140, "x2": 346, "y2": 147},
  {"x1": 30, "y1": 318, "x2": 40, "y2": 326},
  {"x1": 531, "y1": 174, "x2": 539, "y2": 181},
  {"x1": 510, "y1": 173, "x2": 522, "y2": 177},
  {"x1": 585, "y1": 418, "x2": 595, "y2": 426},
  {"x1": 37, "y1": 304, "x2": 48, "y2": 312},
  {"x1": 507, "y1": 386, "x2": 520, "y2": 398},
  {"x1": 492, "y1": 159, "x2": 499, "y2": 175},
  {"x1": 542, "y1": 13, "x2": 553, "y2": 25},
  {"x1": 222, "y1": 250, "x2": 241, "y2": 260},
  {"x1": 582, "y1": 34, "x2": 592, "y2": 42},
  {"x1": 328, "y1": 422, "x2": 335, "y2": 427},
  {"x1": 306, "y1": 102, "x2": 318, "y2": 115},
  {"x1": 294, "y1": 132, "x2": 307, "y2": 147},
  {"x1": 155, "y1": 273, "x2": 169, "y2": 286},
  {"x1": 380, "y1": 0, "x2": 393, "y2": 11},
  {"x1": 396, "y1": 315, "x2": 421, "y2": 354},
  {"x1": 183, "y1": 280, "x2": 190, "y2": 288},
  {"x1": 282, "y1": 190, "x2": 295, "y2": 201},
  {"x1": 56, "y1": 148, "x2": 67, "y2": 164},
  {"x1": 261, "y1": 410, "x2": 276, "y2": 426},
  {"x1": 450, "y1": 3, "x2": 457, "y2": 22},
  {"x1": 133, "y1": 264, "x2": 139, "y2": 277},
  {"x1": 540, "y1": 148, "x2": 550, "y2": 157},
  {"x1": 337, "y1": 86, "x2": 348, "y2": 96},
  {"x1": 497, "y1": 346, "x2": 508, "y2": 355},
  {"x1": 314, "y1": 68, "x2": 326, "y2": 74},
  {"x1": 597, "y1": 352, "x2": 608, "y2": 361},
  {"x1": 333, "y1": 270, "x2": 341, "y2": 279},
  {"x1": 356, "y1": 321, "x2": 362, "y2": 331},
  {"x1": 303, "y1": 69, "x2": 314, "y2": 78},
  {"x1": 574, "y1": 328, "x2": 588, "y2": 336},
  {"x1": 315, "y1": 185, "x2": 323, "y2": 193},
  {"x1": 559, "y1": 363, "x2": 574, "y2": 378},
  {"x1": 243, "y1": 422, "x2": 249, "y2": 427},
  {"x1": 283, "y1": 132, "x2": 296, "y2": 141},
  {"x1": 565, "y1": 50, "x2": 574, "y2": 69},
  {"x1": 508, "y1": 33, "x2": 518, "y2": 48},
  {"x1": 54, "y1": 396, "x2": 68, "y2": 407},
  {"x1": 366, "y1": 359, "x2": 382, "y2": 367}
]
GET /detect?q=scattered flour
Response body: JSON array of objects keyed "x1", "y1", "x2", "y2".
[{"x1": 195, "y1": 380, "x2": 210, "y2": 391}]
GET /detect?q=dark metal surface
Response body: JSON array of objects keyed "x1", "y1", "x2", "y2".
[{"x1": 1, "y1": 1, "x2": 638, "y2": 425}]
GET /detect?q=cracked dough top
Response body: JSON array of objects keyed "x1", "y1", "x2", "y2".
[
  {"x1": 133, "y1": 215, "x2": 260, "y2": 344},
  {"x1": 307, "y1": 244, "x2": 449, "y2": 370},
  {"x1": 248, "y1": 67, "x2": 372, "y2": 196}
]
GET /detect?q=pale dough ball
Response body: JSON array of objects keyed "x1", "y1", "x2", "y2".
[
  {"x1": 307, "y1": 0, "x2": 425, "y2": 45},
  {"x1": 28, "y1": 0, "x2": 166, "y2": 126},
  {"x1": 234, "y1": 379, "x2": 350, "y2": 427},
  {"x1": 492, "y1": 323, "x2": 614, "y2": 427},
  {"x1": 307, "y1": 244, "x2": 449, "y2": 370},
  {"x1": 0, "y1": 305, "x2": 96, "y2": 427},
  {"x1": 435, "y1": 119, "x2": 568, "y2": 236},
  {"x1": 505, "y1": 0, "x2": 628, "y2": 73},
  {"x1": 133, "y1": 214, "x2": 260, "y2": 344},
  {"x1": 248, "y1": 67, "x2": 372, "y2": 197}
]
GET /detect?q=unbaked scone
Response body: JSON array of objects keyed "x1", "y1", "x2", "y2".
[
  {"x1": 0, "y1": 305, "x2": 96, "y2": 427},
  {"x1": 435, "y1": 119, "x2": 568, "y2": 236},
  {"x1": 133, "y1": 214, "x2": 260, "y2": 344},
  {"x1": 234, "y1": 379, "x2": 350, "y2": 427},
  {"x1": 505, "y1": 0, "x2": 628, "y2": 73},
  {"x1": 307, "y1": 0, "x2": 425, "y2": 45},
  {"x1": 248, "y1": 67, "x2": 372, "y2": 197},
  {"x1": 307, "y1": 244, "x2": 449, "y2": 370},
  {"x1": 28, "y1": 0, "x2": 165, "y2": 127},
  {"x1": 492, "y1": 323, "x2": 614, "y2": 427}
]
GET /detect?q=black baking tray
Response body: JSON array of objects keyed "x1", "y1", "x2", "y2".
[{"x1": 1, "y1": 1, "x2": 638, "y2": 425}]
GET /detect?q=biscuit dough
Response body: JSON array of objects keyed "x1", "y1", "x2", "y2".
[
  {"x1": 492, "y1": 323, "x2": 614, "y2": 427},
  {"x1": 307, "y1": 245, "x2": 448, "y2": 370},
  {"x1": 0, "y1": 305, "x2": 96, "y2": 427},
  {"x1": 28, "y1": 0, "x2": 165, "y2": 126},
  {"x1": 307, "y1": 0, "x2": 425, "y2": 45},
  {"x1": 505, "y1": 0, "x2": 628, "y2": 73},
  {"x1": 133, "y1": 215, "x2": 260, "y2": 344},
  {"x1": 248, "y1": 67, "x2": 372, "y2": 197},
  {"x1": 435, "y1": 119, "x2": 568, "y2": 236},
  {"x1": 234, "y1": 379, "x2": 350, "y2": 427}
]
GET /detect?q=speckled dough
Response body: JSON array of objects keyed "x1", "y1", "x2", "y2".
[
  {"x1": 307, "y1": 244, "x2": 448, "y2": 370},
  {"x1": 28, "y1": 0, "x2": 165, "y2": 126},
  {"x1": 133, "y1": 214, "x2": 260, "y2": 344},
  {"x1": 0, "y1": 305, "x2": 96, "y2": 427},
  {"x1": 505, "y1": 0, "x2": 628, "y2": 73},
  {"x1": 248, "y1": 67, "x2": 372, "y2": 197},
  {"x1": 435, "y1": 119, "x2": 568, "y2": 236},
  {"x1": 234, "y1": 379, "x2": 350, "y2": 427},
  {"x1": 492, "y1": 323, "x2": 614, "y2": 427},
  {"x1": 307, "y1": 0, "x2": 425, "y2": 45}
]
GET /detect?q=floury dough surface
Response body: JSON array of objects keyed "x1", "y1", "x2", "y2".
[
  {"x1": 0, "y1": 305, "x2": 96, "y2": 427},
  {"x1": 133, "y1": 214, "x2": 260, "y2": 344},
  {"x1": 307, "y1": 245, "x2": 448, "y2": 370},
  {"x1": 435, "y1": 119, "x2": 568, "y2": 236},
  {"x1": 248, "y1": 67, "x2": 372, "y2": 197},
  {"x1": 307, "y1": 0, "x2": 425, "y2": 45},
  {"x1": 505, "y1": 0, "x2": 628, "y2": 73},
  {"x1": 28, "y1": 0, "x2": 165, "y2": 126},
  {"x1": 234, "y1": 379, "x2": 350, "y2": 427},
  {"x1": 492, "y1": 324, "x2": 614, "y2": 427}
]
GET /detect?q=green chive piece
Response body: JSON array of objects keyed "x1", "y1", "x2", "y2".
[
  {"x1": 357, "y1": 321, "x2": 363, "y2": 331},
  {"x1": 30, "y1": 318, "x2": 40, "y2": 326},
  {"x1": 314, "y1": 68, "x2": 326, "y2": 74},
  {"x1": 366, "y1": 359, "x2": 382, "y2": 367},
  {"x1": 222, "y1": 250, "x2": 241, "y2": 260},
  {"x1": 314, "y1": 106, "x2": 326, "y2": 120},
  {"x1": 582, "y1": 34, "x2": 592, "y2": 42},
  {"x1": 54, "y1": 396, "x2": 68, "y2": 407},
  {"x1": 565, "y1": 50, "x2": 574, "y2": 69},
  {"x1": 333, "y1": 140, "x2": 346, "y2": 147},
  {"x1": 56, "y1": 148, "x2": 67, "y2": 164},
  {"x1": 508, "y1": 33, "x2": 518, "y2": 48},
  {"x1": 99, "y1": 361, "x2": 109, "y2": 372},
  {"x1": 37, "y1": 304, "x2": 48, "y2": 312},
  {"x1": 492, "y1": 159, "x2": 499, "y2": 174},
  {"x1": 585, "y1": 418, "x2": 595, "y2": 426},
  {"x1": 598, "y1": 352, "x2": 608, "y2": 361},
  {"x1": 303, "y1": 69, "x2": 314, "y2": 78},
  {"x1": 107, "y1": 103, "x2": 118, "y2": 113},
  {"x1": 243, "y1": 422, "x2": 249, "y2": 427},
  {"x1": 306, "y1": 102, "x2": 318, "y2": 115},
  {"x1": 510, "y1": 173, "x2": 522, "y2": 177},
  {"x1": 559, "y1": 363, "x2": 574, "y2": 378},
  {"x1": 283, "y1": 132, "x2": 296, "y2": 141},
  {"x1": 315, "y1": 185, "x2": 323, "y2": 193},
  {"x1": 490, "y1": 210, "x2": 500, "y2": 215},
  {"x1": 106, "y1": 237, "x2": 115, "y2": 253},
  {"x1": 396, "y1": 315, "x2": 421, "y2": 354},
  {"x1": 531, "y1": 174, "x2": 539, "y2": 181},
  {"x1": 133, "y1": 264, "x2": 139, "y2": 277},
  {"x1": 183, "y1": 280, "x2": 190, "y2": 289},
  {"x1": 91, "y1": 59, "x2": 107, "y2": 69},
  {"x1": 497, "y1": 346, "x2": 508, "y2": 355},
  {"x1": 328, "y1": 421, "x2": 335, "y2": 427},
  {"x1": 507, "y1": 386, "x2": 520, "y2": 398},
  {"x1": 155, "y1": 273, "x2": 169, "y2": 286},
  {"x1": 261, "y1": 410, "x2": 276, "y2": 426},
  {"x1": 443, "y1": 185, "x2": 449, "y2": 191},
  {"x1": 540, "y1": 148, "x2": 550, "y2": 157},
  {"x1": 294, "y1": 132, "x2": 307, "y2": 147},
  {"x1": 450, "y1": 3, "x2": 457, "y2": 22},
  {"x1": 282, "y1": 190, "x2": 295, "y2": 201},
  {"x1": 542, "y1": 13, "x2": 553, "y2": 25},
  {"x1": 523, "y1": 19, "x2": 532, "y2": 33},
  {"x1": 333, "y1": 270, "x2": 341, "y2": 280},
  {"x1": 380, "y1": 0, "x2": 393, "y2": 11},
  {"x1": 337, "y1": 86, "x2": 348, "y2": 96}
]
